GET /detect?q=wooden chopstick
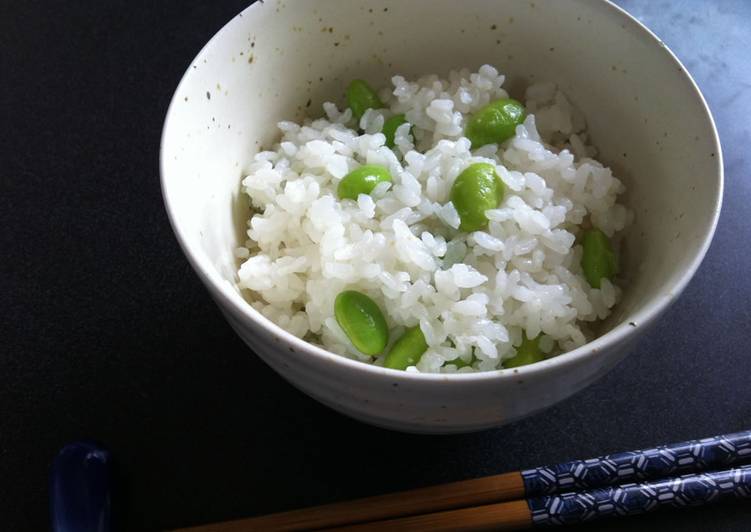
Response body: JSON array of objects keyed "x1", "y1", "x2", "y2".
[
  {"x1": 328, "y1": 500, "x2": 531, "y2": 532},
  {"x1": 174, "y1": 430, "x2": 751, "y2": 531},
  {"x1": 177, "y1": 472, "x2": 525, "y2": 532},
  {"x1": 330, "y1": 464, "x2": 751, "y2": 531}
]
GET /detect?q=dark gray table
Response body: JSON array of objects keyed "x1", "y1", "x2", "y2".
[{"x1": 2, "y1": 1, "x2": 749, "y2": 530}]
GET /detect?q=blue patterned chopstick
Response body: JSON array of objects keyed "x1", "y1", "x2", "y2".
[
  {"x1": 528, "y1": 464, "x2": 751, "y2": 526},
  {"x1": 185, "y1": 431, "x2": 751, "y2": 531},
  {"x1": 521, "y1": 430, "x2": 751, "y2": 497}
]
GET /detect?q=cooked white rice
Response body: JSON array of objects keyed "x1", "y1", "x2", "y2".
[{"x1": 236, "y1": 64, "x2": 631, "y2": 373}]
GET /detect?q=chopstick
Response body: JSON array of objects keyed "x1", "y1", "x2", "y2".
[
  {"x1": 331, "y1": 464, "x2": 751, "y2": 531},
  {"x1": 176, "y1": 472, "x2": 526, "y2": 532},
  {"x1": 174, "y1": 430, "x2": 751, "y2": 531}
]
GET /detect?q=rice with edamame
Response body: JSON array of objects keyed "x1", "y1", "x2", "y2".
[{"x1": 236, "y1": 65, "x2": 631, "y2": 373}]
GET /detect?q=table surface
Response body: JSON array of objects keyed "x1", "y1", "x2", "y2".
[{"x1": 2, "y1": 0, "x2": 750, "y2": 530}]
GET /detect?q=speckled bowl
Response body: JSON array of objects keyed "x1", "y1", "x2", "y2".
[{"x1": 160, "y1": 0, "x2": 722, "y2": 433}]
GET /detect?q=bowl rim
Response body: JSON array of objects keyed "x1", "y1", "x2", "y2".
[{"x1": 159, "y1": 0, "x2": 724, "y2": 383}]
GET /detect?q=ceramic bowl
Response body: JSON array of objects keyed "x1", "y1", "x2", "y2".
[{"x1": 160, "y1": 0, "x2": 722, "y2": 433}]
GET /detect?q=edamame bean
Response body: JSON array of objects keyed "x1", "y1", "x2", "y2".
[
  {"x1": 384, "y1": 326, "x2": 428, "y2": 370},
  {"x1": 346, "y1": 79, "x2": 383, "y2": 120},
  {"x1": 451, "y1": 354, "x2": 476, "y2": 369},
  {"x1": 334, "y1": 290, "x2": 389, "y2": 355},
  {"x1": 337, "y1": 164, "x2": 393, "y2": 200},
  {"x1": 581, "y1": 228, "x2": 617, "y2": 288},
  {"x1": 449, "y1": 162, "x2": 505, "y2": 232},
  {"x1": 442, "y1": 339, "x2": 472, "y2": 369},
  {"x1": 504, "y1": 333, "x2": 544, "y2": 368},
  {"x1": 382, "y1": 114, "x2": 409, "y2": 148},
  {"x1": 465, "y1": 98, "x2": 526, "y2": 149}
]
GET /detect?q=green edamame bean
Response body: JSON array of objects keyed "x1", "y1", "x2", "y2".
[
  {"x1": 465, "y1": 98, "x2": 526, "y2": 149},
  {"x1": 449, "y1": 162, "x2": 505, "y2": 232},
  {"x1": 382, "y1": 114, "x2": 409, "y2": 148},
  {"x1": 337, "y1": 164, "x2": 393, "y2": 200},
  {"x1": 346, "y1": 79, "x2": 383, "y2": 120},
  {"x1": 451, "y1": 354, "x2": 476, "y2": 369},
  {"x1": 334, "y1": 290, "x2": 389, "y2": 355},
  {"x1": 384, "y1": 326, "x2": 428, "y2": 370},
  {"x1": 443, "y1": 339, "x2": 476, "y2": 369},
  {"x1": 504, "y1": 333, "x2": 544, "y2": 368},
  {"x1": 581, "y1": 228, "x2": 617, "y2": 288}
]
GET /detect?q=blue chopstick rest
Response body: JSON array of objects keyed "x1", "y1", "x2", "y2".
[
  {"x1": 50, "y1": 441, "x2": 112, "y2": 532},
  {"x1": 527, "y1": 463, "x2": 751, "y2": 526},
  {"x1": 521, "y1": 430, "x2": 751, "y2": 496}
]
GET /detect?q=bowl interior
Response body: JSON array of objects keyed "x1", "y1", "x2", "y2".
[{"x1": 161, "y1": 0, "x2": 721, "y2": 360}]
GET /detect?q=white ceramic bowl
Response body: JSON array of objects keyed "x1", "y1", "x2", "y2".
[{"x1": 160, "y1": 0, "x2": 722, "y2": 433}]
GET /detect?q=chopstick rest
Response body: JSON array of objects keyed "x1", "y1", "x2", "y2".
[{"x1": 50, "y1": 441, "x2": 112, "y2": 532}]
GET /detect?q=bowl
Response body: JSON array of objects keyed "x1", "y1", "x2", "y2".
[{"x1": 160, "y1": 0, "x2": 722, "y2": 433}]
